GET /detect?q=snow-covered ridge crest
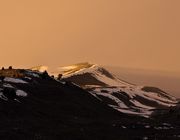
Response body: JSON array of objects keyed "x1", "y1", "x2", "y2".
[
  {"x1": 59, "y1": 62, "x2": 97, "y2": 77},
  {"x1": 59, "y1": 62, "x2": 132, "y2": 87}
]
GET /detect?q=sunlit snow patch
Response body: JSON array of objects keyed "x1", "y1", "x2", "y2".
[
  {"x1": 16, "y1": 90, "x2": 28, "y2": 97},
  {"x1": 3, "y1": 83, "x2": 14, "y2": 88}
]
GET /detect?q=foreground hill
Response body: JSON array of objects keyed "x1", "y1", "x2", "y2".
[{"x1": 0, "y1": 68, "x2": 180, "y2": 139}]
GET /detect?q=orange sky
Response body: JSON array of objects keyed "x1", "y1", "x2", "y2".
[{"x1": 0, "y1": 0, "x2": 180, "y2": 73}]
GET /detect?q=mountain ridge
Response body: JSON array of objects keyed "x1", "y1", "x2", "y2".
[{"x1": 58, "y1": 63, "x2": 177, "y2": 117}]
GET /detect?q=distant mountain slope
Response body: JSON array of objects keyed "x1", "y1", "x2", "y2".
[
  {"x1": 105, "y1": 66, "x2": 180, "y2": 98},
  {"x1": 60, "y1": 63, "x2": 177, "y2": 117}
]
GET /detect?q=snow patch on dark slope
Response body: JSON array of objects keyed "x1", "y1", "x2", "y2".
[
  {"x1": 0, "y1": 69, "x2": 44, "y2": 102},
  {"x1": 59, "y1": 62, "x2": 177, "y2": 117}
]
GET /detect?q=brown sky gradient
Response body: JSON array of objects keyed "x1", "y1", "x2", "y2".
[{"x1": 0, "y1": 0, "x2": 180, "y2": 73}]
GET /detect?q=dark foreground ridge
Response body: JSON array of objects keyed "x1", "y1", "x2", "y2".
[{"x1": 0, "y1": 68, "x2": 180, "y2": 140}]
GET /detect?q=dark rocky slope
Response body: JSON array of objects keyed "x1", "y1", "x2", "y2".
[{"x1": 0, "y1": 69, "x2": 179, "y2": 139}]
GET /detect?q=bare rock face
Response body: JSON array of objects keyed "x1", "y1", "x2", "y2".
[{"x1": 3, "y1": 87, "x2": 17, "y2": 100}]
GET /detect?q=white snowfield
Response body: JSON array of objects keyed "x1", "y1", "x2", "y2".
[
  {"x1": 92, "y1": 86, "x2": 177, "y2": 117},
  {"x1": 16, "y1": 90, "x2": 28, "y2": 97},
  {"x1": 5, "y1": 77, "x2": 28, "y2": 84},
  {"x1": 60, "y1": 63, "x2": 178, "y2": 117}
]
